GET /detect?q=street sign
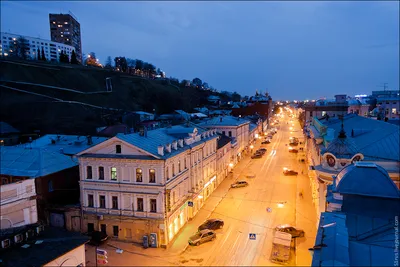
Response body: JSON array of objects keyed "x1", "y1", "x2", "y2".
[
  {"x1": 96, "y1": 248, "x2": 107, "y2": 255},
  {"x1": 97, "y1": 259, "x2": 108, "y2": 265},
  {"x1": 188, "y1": 201, "x2": 194, "y2": 207},
  {"x1": 249, "y1": 233, "x2": 256, "y2": 240},
  {"x1": 97, "y1": 254, "x2": 107, "y2": 260}
]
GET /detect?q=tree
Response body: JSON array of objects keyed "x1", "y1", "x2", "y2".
[
  {"x1": 37, "y1": 48, "x2": 41, "y2": 60},
  {"x1": 70, "y1": 50, "x2": 78, "y2": 64},
  {"x1": 192, "y1": 78, "x2": 202, "y2": 88},
  {"x1": 232, "y1": 92, "x2": 241, "y2": 102},
  {"x1": 126, "y1": 58, "x2": 135, "y2": 70},
  {"x1": 41, "y1": 47, "x2": 46, "y2": 61},
  {"x1": 135, "y1": 59, "x2": 144, "y2": 71},
  {"x1": 105, "y1": 56, "x2": 112, "y2": 69},
  {"x1": 59, "y1": 50, "x2": 65, "y2": 62},
  {"x1": 16, "y1": 37, "x2": 30, "y2": 60},
  {"x1": 114, "y1": 57, "x2": 128, "y2": 72},
  {"x1": 202, "y1": 82, "x2": 209, "y2": 89},
  {"x1": 86, "y1": 52, "x2": 100, "y2": 67}
]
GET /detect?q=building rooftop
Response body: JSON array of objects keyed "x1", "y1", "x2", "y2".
[
  {"x1": 319, "y1": 114, "x2": 400, "y2": 161},
  {"x1": 0, "y1": 121, "x2": 20, "y2": 135},
  {"x1": 198, "y1": 116, "x2": 250, "y2": 127},
  {"x1": 23, "y1": 134, "x2": 108, "y2": 155},
  {"x1": 217, "y1": 134, "x2": 232, "y2": 149},
  {"x1": 114, "y1": 124, "x2": 217, "y2": 159},
  {"x1": 0, "y1": 146, "x2": 78, "y2": 178},
  {"x1": 335, "y1": 163, "x2": 400, "y2": 199},
  {"x1": 0, "y1": 226, "x2": 88, "y2": 267}
]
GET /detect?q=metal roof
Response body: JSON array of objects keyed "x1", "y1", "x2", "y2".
[
  {"x1": 0, "y1": 121, "x2": 20, "y2": 134},
  {"x1": 320, "y1": 114, "x2": 400, "y2": 161},
  {"x1": 198, "y1": 116, "x2": 250, "y2": 127},
  {"x1": 0, "y1": 146, "x2": 78, "y2": 178},
  {"x1": 116, "y1": 124, "x2": 217, "y2": 160},
  {"x1": 24, "y1": 134, "x2": 108, "y2": 155},
  {"x1": 335, "y1": 163, "x2": 400, "y2": 199}
]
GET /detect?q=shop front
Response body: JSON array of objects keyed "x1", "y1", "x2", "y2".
[
  {"x1": 167, "y1": 201, "x2": 189, "y2": 243},
  {"x1": 203, "y1": 175, "x2": 217, "y2": 201}
]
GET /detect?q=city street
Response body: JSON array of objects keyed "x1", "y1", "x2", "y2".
[{"x1": 85, "y1": 111, "x2": 317, "y2": 266}]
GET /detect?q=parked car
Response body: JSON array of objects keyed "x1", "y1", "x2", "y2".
[
  {"x1": 275, "y1": 224, "x2": 305, "y2": 238},
  {"x1": 88, "y1": 231, "x2": 108, "y2": 246},
  {"x1": 262, "y1": 139, "x2": 271, "y2": 144},
  {"x1": 231, "y1": 180, "x2": 249, "y2": 188},
  {"x1": 251, "y1": 154, "x2": 262, "y2": 159},
  {"x1": 288, "y1": 148, "x2": 299, "y2": 153},
  {"x1": 256, "y1": 149, "x2": 266, "y2": 155},
  {"x1": 258, "y1": 148, "x2": 267, "y2": 152},
  {"x1": 283, "y1": 168, "x2": 298, "y2": 176},
  {"x1": 188, "y1": 229, "x2": 216, "y2": 246},
  {"x1": 198, "y1": 219, "x2": 224, "y2": 231}
]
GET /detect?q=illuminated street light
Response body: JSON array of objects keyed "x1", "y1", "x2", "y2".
[
  {"x1": 250, "y1": 145, "x2": 254, "y2": 149},
  {"x1": 229, "y1": 163, "x2": 234, "y2": 168}
]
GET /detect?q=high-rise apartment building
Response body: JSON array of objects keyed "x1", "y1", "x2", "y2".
[{"x1": 49, "y1": 12, "x2": 82, "y2": 63}]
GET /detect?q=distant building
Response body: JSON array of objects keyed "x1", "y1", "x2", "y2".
[
  {"x1": 0, "y1": 121, "x2": 20, "y2": 146},
  {"x1": 371, "y1": 90, "x2": 400, "y2": 120},
  {"x1": 0, "y1": 32, "x2": 75, "y2": 62},
  {"x1": 49, "y1": 12, "x2": 82, "y2": 63},
  {"x1": 303, "y1": 95, "x2": 349, "y2": 123}
]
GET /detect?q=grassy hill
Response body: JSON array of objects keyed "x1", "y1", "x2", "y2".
[{"x1": 0, "y1": 59, "x2": 212, "y2": 135}]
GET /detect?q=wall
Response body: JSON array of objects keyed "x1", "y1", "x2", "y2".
[
  {"x1": 0, "y1": 179, "x2": 38, "y2": 229},
  {"x1": 44, "y1": 244, "x2": 86, "y2": 267}
]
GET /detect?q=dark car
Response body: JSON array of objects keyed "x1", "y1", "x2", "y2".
[
  {"x1": 188, "y1": 229, "x2": 216, "y2": 246},
  {"x1": 231, "y1": 180, "x2": 249, "y2": 188},
  {"x1": 256, "y1": 149, "x2": 266, "y2": 155},
  {"x1": 198, "y1": 219, "x2": 224, "y2": 231},
  {"x1": 283, "y1": 168, "x2": 298, "y2": 176},
  {"x1": 88, "y1": 231, "x2": 108, "y2": 246},
  {"x1": 258, "y1": 148, "x2": 267, "y2": 152},
  {"x1": 288, "y1": 148, "x2": 299, "y2": 153},
  {"x1": 275, "y1": 224, "x2": 305, "y2": 238},
  {"x1": 262, "y1": 139, "x2": 271, "y2": 144},
  {"x1": 251, "y1": 154, "x2": 262, "y2": 159}
]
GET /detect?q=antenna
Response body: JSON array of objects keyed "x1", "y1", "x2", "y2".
[{"x1": 377, "y1": 83, "x2": 388, "y2": 91}]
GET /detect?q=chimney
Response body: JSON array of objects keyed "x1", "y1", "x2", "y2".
[
  {"x1": 165, "y1": 143, "x2": 171, "y2": 153},
  {"x1": 87, "y1": 136, "x2": 93, "y2": 145},
  {"x1": 172, "y1": 140, "x2": 178, "y2": 150},
  {"x1": 178, "y1": 139, "x2": 184, "y2": 147},
  {"x1": 157, "y1": 145, "x2": 164, "y2": 156}
]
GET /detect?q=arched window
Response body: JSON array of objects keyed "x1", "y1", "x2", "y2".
[
  {"x1": 326, "y1": 155, "x2": 336, "y2": 167},
  {"x1": 136, "y1": 168, "x2": 143, "y2": 182},
  {"x1": 178, "y1": 161, "x2": 181, "y2": 173},
  {"x1": 149, "y1": 169, "x2": 156, "y2": 183},
  {"x1": 166, "y1": 166, "x2": 169, "y2": 180}
]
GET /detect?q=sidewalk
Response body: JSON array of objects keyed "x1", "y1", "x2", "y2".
[
  {"x1": 167, "y1": 147, "x2": 256, "y2": 255},
  {"x1": 295, "y1": 157, "x2": 318, "y2": 265}
]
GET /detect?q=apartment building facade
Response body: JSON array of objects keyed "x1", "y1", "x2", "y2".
[
  {"x1": 49, "y1": 12, "x2": 82, "y2": 63},
  {"x1": 77, "y1": 125, "x2": 218, "y2": 247},
  {"x1": 0, "y1": 32, "x2": 75, "y2": 61}
]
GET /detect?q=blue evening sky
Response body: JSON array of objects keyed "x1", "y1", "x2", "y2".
[{"x1": 1, "y1": 1, "x2": 399, "y2": 100}]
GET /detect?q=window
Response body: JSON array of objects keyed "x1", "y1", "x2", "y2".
[
  {"x1": 116, "y1": 145, "x2": 121, "y2": 154},
  {"x1": 87, "y1": 166, "x2": 92, "y2": 179},
  {"x1": 222, "y1": 131, "x2": 226, "y2": 136},
  {"x1": 137, "y1": 198, "x2": 144, "y2": 211},
  {"x1": 178, "y1": 161, "x2": 181, "y2": 172},
  {"x1": 88, "y1": 194, "x2": 94, "y2": 207},
  {"x1": 150, "y1": 199, "x2": 157, "y2": 213},
  {"x1": 100, "y1": 224, "x2": 107, "y2": 234},
  {"x1": 113, "y1": 226, "x2": 119, "y2": 237},
  {"x1": 166, "y1": 166, "x2": 169, "y2": 181},
  {"x1": 87, "y1": 223, "x2": 94, "y2": 233},
  {"x1": 228, "y1": 131, "x2": 232, "y2": 137},
  {"x1": 172, "y1": 164, "x2": 175, "y2": 176},
  {"x1": 392, "y1": 108, "x2": 397, "y2": 114},
  {"x1": 149, "y1": 169, "x2": 156, "y2": 183},
  {"x1": 172, "y1": 191, "x2": 176, "y2": 204},
  {"x1": 111, "y1": 167, "x2": 117, "y2": 181},
  {"x1": 48, "y1": 180, "x2": 54, "y2": 192},
  {"x1": 99, "y1": 195, "x2": 106, "y2": 208},
  {"x1": 112, "y1": 196, "x2": 118, "y2": 209},
  {"x1": 136, "y1": 168, "x2": 143, "y2": 182},
  {"x1": 98, "y1": 167, "x2": 104, "y2": 180}
]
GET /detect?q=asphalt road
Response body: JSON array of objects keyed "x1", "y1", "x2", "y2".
[{"x1": 179, "y1": 113, "x2": 304, "y2": 266}]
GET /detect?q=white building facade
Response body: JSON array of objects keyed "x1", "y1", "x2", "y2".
[
  {"x1": 199, "y1": 116, "x2": 250, "y2": 165},
  {"x1": 0, "y1": 179, "x2": 38, "y2": 229},
  {"x1": 1, "y1": 32, "x2": 75, "y2": 62},
  {"x1": 77, "y1": 125, "x2": 218, "y2": 247}
]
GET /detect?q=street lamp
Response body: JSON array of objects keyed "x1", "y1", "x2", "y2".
[{"x1": 250, "y1": 145, "x2": 254, "y2": 149}]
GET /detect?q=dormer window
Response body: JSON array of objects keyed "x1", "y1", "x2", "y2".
[{"x1": 116, "y1": 145, "x2": 121, "y2": 154}]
